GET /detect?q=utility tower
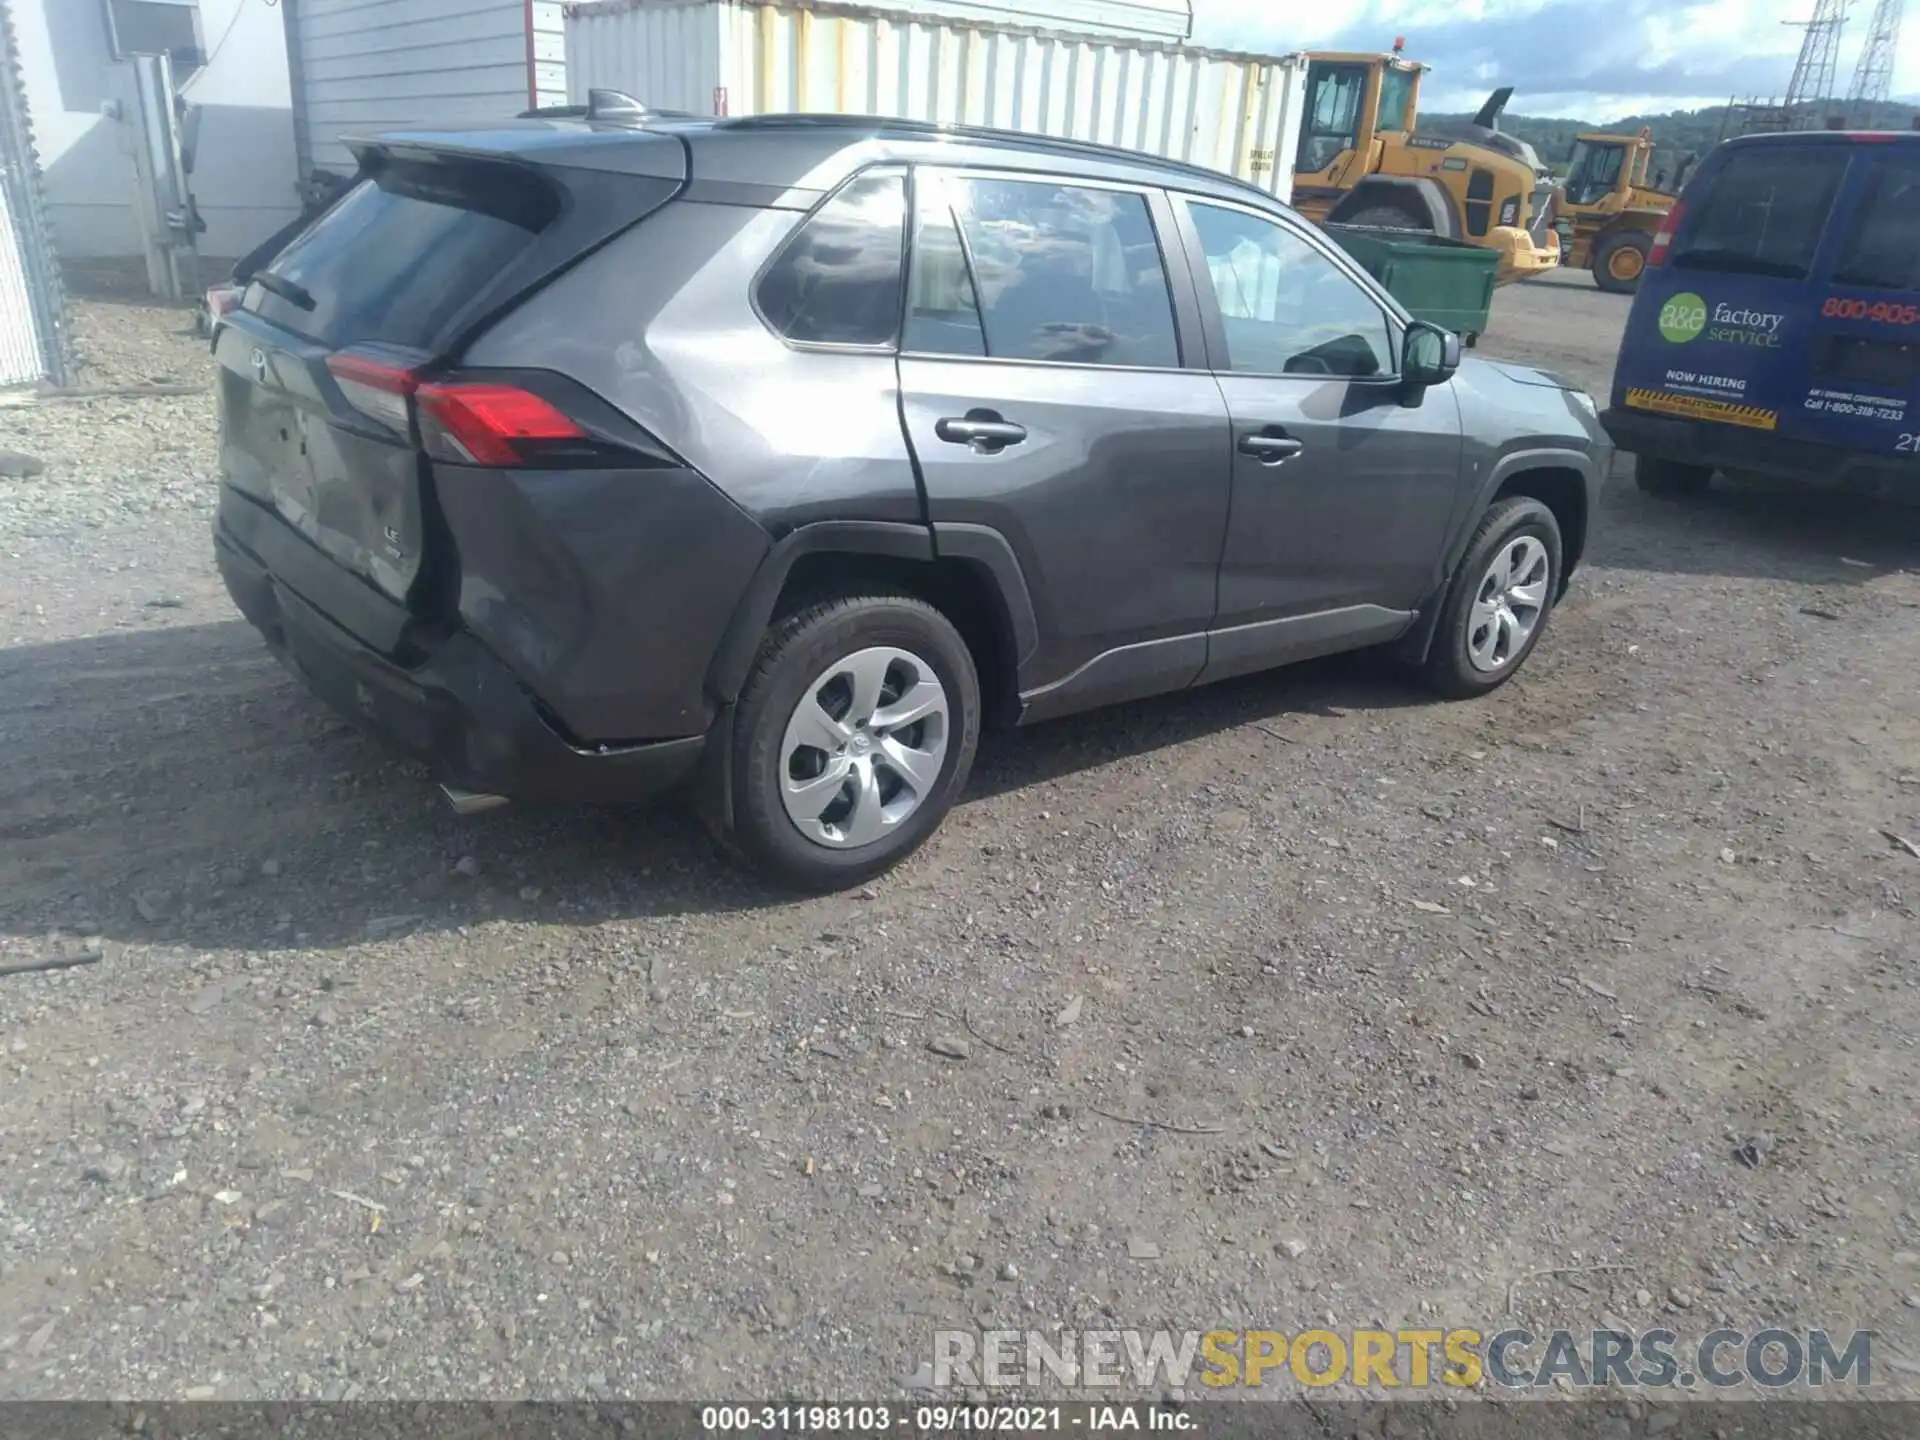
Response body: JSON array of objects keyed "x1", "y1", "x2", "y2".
[
  {"x1": 1848, "y1": 0, "x2": 1905, "y2": 117},
  {"x1": 1783, "y1": 0, "x2": 1850, "y2": 126}
]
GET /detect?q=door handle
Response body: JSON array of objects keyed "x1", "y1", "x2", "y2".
[
  {"x1": 936, "y1": 410, "x2": 1028, "y2": 453},
  {"x1": 1238, "y1": 430, "x2": 1304, "y2": 465}
]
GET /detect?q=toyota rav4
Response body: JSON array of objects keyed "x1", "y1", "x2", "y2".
[{"x1": 212, "y1": 113, "x2": 1609, "y2": 890}]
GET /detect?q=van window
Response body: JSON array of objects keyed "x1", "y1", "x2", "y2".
[
  {"x1": 1673, "y1": 147, "x2": 1845, "y2": 279},
  {"x1": 1832, "y1": 157, "x2": 1920, "y2": 292}
]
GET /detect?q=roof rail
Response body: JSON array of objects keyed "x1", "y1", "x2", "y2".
[{"x1": 714, "y1": 112, "x2": 1280, "y2": 204}]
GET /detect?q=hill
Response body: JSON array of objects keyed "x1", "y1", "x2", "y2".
[{"x1": 1426, "y1": 100, "x2": 1920, "y2": 180}]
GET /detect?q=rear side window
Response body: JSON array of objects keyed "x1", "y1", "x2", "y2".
[
  {"x1": 906, "y1": 171, "x2": 1180, "y2": 368},
  {"x1": 1832, "y1": 157, "x2": 1920, "y2": 292},
  {"x1": 756, "y1": 169, "x2": 908, "y2": 347},
  {"x1": 253, "y1": 157, "x2": 559, "y2": 347},
  {"x1": 1674, "y1": 148, "x2": 1844, "y2": 279}
]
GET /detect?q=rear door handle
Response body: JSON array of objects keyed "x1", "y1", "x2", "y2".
[
  {"x1": 1239, "y1": 431, "x2": 1304, "y2": 465},
  {"x1": 936, "y1": 410, "x2": 1028, "y2": 452}
]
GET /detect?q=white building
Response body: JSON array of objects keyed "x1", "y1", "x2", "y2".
[{"x1": 9, "y1": 0, "x2": 300, "y2": 260}]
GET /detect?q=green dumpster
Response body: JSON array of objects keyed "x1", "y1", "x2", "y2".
[{"x1": 1320, "y1": 225, "x2": 1499, "y2": 347}]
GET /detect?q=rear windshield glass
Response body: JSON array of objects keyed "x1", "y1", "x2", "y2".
[
  {"x1": 1832, "y1": 156, "x2": 1920, "y2": 291},
  {"x1": 1673, "y1": 147, "x2": 1845, "y2": 279},
  {"x1": 251, "y1": 157, "x2": 558, "y2": 347}
]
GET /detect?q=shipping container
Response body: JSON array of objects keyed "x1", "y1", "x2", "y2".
[{"x1": 562, "y1": 0, "x2": 1308, "y2": 201}]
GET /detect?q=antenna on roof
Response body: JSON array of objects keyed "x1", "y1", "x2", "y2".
[{"x1": 587, "y1": 89, "x2": 649, "y2": 121}]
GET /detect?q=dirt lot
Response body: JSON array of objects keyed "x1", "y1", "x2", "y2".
[{"x1": 1, "y1": 271, "x2": 1918, "y2": 1404}]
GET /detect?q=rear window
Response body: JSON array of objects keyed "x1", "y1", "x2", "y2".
[
  {"x1": 251, "y1": 156, "x2": 559, "y2": 347},
  {"x1": 1674, "y1": 147, "x2": 1845, "y2": 279},
  {"x1": 1832, "y1": 156, "x2": 1920, "y2": 292}
]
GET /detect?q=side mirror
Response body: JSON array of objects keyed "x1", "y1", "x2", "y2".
[{"x1": 1402, "y1": 321, "x2": 1461, "y2": 389}]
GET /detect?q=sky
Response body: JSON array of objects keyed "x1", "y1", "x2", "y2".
[{"x1": 1191, "y1": 0, "x2": 1918, "y2": 120}]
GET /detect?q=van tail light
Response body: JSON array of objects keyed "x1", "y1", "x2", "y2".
[{"x1": 1648, "y1": 199, "x2": 1685, "y2": 268}]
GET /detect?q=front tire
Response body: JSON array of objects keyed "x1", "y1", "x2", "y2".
[
  {"x1": 1633, "y1": 453, "x2": 1713, "y2": 497},
  {"x1": 721, "y1": 594, "x2": 980, "y2": 891},
  {"x1": 1421, "y1": 496, "x2": 1563, "y2": 699},
  {"x1": 1593, "y1": 229, "x2": 1650, "y2": 294}
]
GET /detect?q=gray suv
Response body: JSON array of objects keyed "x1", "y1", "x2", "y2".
[{"x1": 211, "y1": 114, "x2": 1610, "y2": 891}]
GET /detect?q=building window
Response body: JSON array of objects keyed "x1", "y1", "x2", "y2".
[{"x1": 104, "y1": 0, "x2": 206, "y2": 77}]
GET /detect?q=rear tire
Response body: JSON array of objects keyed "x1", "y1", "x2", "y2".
[
  {"x1": 1633, "y1": 454, "x2": 1713, "y2": 497},
  {"x1": 1593, "y1": 229, "x2": 1651, "y2": 294},
  {"x1": 1341, "y1": 203, "x2": 1428, "y2": 231},
  {"x1": 720, "y1": 593, "x2": 980, "y2": 892},
  {"x1": 1421, "y1": 497, "x2": 1563, "y2": 700}
]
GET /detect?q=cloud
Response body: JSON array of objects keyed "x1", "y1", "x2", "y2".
[{"x1": 1190, "y1": 0, "x2": 1916, "y2": 116}]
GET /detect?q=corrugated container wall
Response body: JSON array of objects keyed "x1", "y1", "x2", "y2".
[
  {"x1": 563, "y1": 0, "x2": 1306, "y2": 200},
  {"x1": 289, "y1": 0, "x2": 567, "y2": 176}
]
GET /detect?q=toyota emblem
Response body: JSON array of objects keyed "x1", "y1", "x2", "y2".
[{"x1": 250, "y1": 347, "x2": 268, "y2": 383}]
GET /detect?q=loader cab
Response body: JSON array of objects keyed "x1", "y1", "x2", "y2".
[
  {"x1": 1294, "y1": 55, "x2": 1423, "y2": 184},
  {"x1": 1564, "y1": 136, "x2": 1632, "y2": 208}
]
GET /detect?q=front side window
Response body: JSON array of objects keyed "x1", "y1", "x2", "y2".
[
  {"x1": 1832, "y1": 157, "x2": 1920, "y2": 292},
  {"x1": 1673, "y1": 148, "x2": 1845, "y2": 280},
  {"x1": 905, "y1": 172, "x2": 1180, "y2": 369},
  {"x1": 1376, "y1": 67, "x2": 1416, "y2": 133},
  {"x1": 756, "y1": 169, "x2": 908, "y2": 347},
  {"x1": 1187, "y1": 200, "x2": 1393, "y2": 378}
]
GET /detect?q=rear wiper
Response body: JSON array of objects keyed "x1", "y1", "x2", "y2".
[
  {"x1": 252, "y1": 271, "x2": 317, "y2": 311},
  {"x1": 1671, "y1": 250, "x2": 1805, "y2": 280}
]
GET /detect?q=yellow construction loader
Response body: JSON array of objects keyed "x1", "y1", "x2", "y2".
[
  {"x1": 1288, "y1": 48, "x2": 1561, "y2": 285},
  {"x1": 1552, "y1": 129, "x2": 1682, "y2": 294}
]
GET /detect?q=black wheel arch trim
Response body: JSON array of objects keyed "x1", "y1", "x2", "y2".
[
  {"x1": 705, "y1": 520, "x2": 937, "y2": 706},
  {"x1": 1396, "y1": 448, "x2": 1595, "y2": 665},
  {"x1": 929, "y1": 522, "x2": 1040, "y2": 671}
]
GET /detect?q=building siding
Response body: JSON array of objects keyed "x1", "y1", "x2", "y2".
[{"x1": 292, "y1": 0, "x2": 534, "y2": 174}]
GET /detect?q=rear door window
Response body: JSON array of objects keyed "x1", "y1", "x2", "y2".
[
  {"x1": 1832, "y1": 156, "x2": 1920, "y2": 292},
  {"x1": 251, "y1": 156, "x2": 559, "y2": 347},
  {"x1": 756, "y1": 168, "x2": 909, "y2": 347},
  {"x1": 1673, "y1": 147, "x2": 1846, "y2": 279},
  {"x1": 905, "y1": 171, "x2": 1181, "y2": 369}
]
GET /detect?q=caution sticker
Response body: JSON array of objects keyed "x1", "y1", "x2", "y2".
[{"x1": 1625, "y1": 388, "x2": 1777, "y2": 430}]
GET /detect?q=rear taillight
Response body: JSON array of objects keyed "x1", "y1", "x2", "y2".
[
  {"x1": 324, "y1": 348, "x2": 605, "y2": 467},
  {"x1": 415, "y1": 382, "x2": 586, "y2": 466},
  {"x1": 205, "y1": 283, "x2": 242, "y2": 321},
  {"x1": 326, "y1": 352, "x2": 417, "y2": 434},
  {"x1": 1647, "y1": 199, "x2": 1685, "y2": 268}
]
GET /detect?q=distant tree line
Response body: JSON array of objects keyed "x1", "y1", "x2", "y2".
[{"x1": 1426, "y1": 99, "x2": 1920, "y2": 181}]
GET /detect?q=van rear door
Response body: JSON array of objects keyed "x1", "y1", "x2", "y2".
[
  {"x1": 1798, "y1": 146, "x2": 1920, "y2": 454},
  {"x1": 1617, "y1": 142, "x2": 1846, "y2": 440}
]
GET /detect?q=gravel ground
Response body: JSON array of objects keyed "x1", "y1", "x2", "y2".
[{"x1": 2, "y1": 276, "x2": 1918, "y2": 1404}]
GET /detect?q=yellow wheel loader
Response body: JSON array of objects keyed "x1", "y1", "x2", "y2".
[
  {"x1": 1288, "y1": 50, "x2": 1561, "y2": 286},
  {"x1": 1552, "y1": 129, "x2": 1683, "y2": 295}
]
